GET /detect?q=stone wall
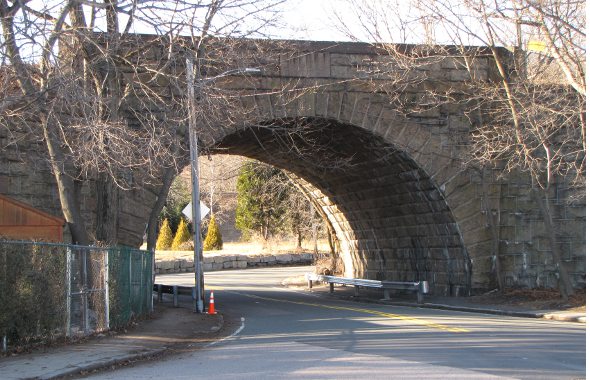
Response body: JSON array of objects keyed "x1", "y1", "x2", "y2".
[
  {"x1": 1, "y1": 38, "x2": 584, "y2": 296},
  {"x1": 155, "y1": 252, "x2": 314, "y2": 274}
]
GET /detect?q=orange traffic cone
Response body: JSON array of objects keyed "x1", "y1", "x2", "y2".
[{"x1": 208, "y1": 290, "x2": 216, "y2": 314}]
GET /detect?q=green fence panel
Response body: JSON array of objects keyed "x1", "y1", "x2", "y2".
[{"x1": 108, "y1": 247, "x2": 153, "y2": 329}]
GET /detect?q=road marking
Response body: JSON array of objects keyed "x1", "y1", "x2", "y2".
[
  {"x1": 235, "y1": 292, "x2": 469, "y2": 333},
  {"x1": 205, "y1": 317, "x2": 245, "y2": 348},
  {"x1": 206, "y1": 285, "x2": 225, "y2": 291}
]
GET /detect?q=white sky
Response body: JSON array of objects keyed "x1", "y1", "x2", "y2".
[{"x1": 277, "y1": 0, "x2": 358, "y2": 42}]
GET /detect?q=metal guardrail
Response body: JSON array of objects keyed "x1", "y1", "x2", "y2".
[
  {"x1": 305, "y1": 273, "x2": 429, "y2": 303},
  {"x1": 153, "y1": 284, "x2": 195, "y2": 307}
]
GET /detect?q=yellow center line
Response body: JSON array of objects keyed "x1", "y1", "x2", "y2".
[
  {"x1": 232, "y1": 291, "x2": 469, "y2": 333},
  {"x1": 207, "y1": 285, "x2": 225, "y2": 291}
]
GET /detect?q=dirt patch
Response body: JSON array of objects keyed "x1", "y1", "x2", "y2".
[
  {"x1": 469, "y1": 288, "x2": 586, "y2": 313},
  {"x1": 122, "y1": 304, "x2": 224, "y2": 343},
  {"x1": 56, "y1": 304, "x2": 235, "y2": 379}
]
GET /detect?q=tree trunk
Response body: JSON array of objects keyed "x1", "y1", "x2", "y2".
[
  {"x1": 95, "y1": 174, "x2": 119, "y2": 245},
  {"x1": 296, "y1": 229, "x2": 302, "y2": 249},
  {"x1": 481, "y1": 169, "x2": 503, "y2": 291},
  {"x1": 313, "y1": 223, "x2": 318, "y2": 255},
  {"x1": 41, "y1": 115, "x2": 90, "y2": 245},
  {"x1": 532, "y1": 187, "x2": 574, "y2": 299},
  {"x1": 146, "y1": 168, "x2": 176, "y2": 285},
  {"x1": 146, "y1": 168, "x2": 176, "y2": 252}
]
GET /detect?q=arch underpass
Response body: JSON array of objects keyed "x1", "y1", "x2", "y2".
[
  {"x1": 4, "y1": 38, "x2": 583, "y2": 296},
  {"x1": 214, "y1": 117, "x2": 471, "y2": 296}
]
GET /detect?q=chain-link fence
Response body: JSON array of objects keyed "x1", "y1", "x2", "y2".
[{"x1": 0, "y1": 241, "x2": 153, "y2": 352}]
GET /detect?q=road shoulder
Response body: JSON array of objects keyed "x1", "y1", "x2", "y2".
[
  {"x1": 284, "y1": 276, "x2": 586, "y2": 324},
  {"x1": 0, "y1": 302, "x2": 228, "y2": 380}
]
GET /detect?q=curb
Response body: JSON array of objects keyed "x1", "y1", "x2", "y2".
[
  {"x1": 46, "y1": 348, "x2": 167, "y2": 380},
  {"x1": 45, "y1": 314, "x2": 225, "y2": 380},
  {"x1": 298, "y1": 285, "x2": 586, "y2": 323},
  {"x1": 388, "y1": 301, "x2": 585, "y2": 323},
  {"x1": 543, "y1": 314, "x2": 586, "y2": 323}
]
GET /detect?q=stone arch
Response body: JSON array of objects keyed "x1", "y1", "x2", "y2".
[{"x1": 213, "y1": 117, "x2": 472, "y2": 296}]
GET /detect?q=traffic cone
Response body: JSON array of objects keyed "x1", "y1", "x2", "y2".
[{"x1": 208, "y1": 290, "x2": 216, "y2": 314}]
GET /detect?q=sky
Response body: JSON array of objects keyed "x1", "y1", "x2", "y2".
[{"x1": 279, "y1": 0, "x2": 355, "y2": 42}]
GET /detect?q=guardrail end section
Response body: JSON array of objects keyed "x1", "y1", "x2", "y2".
[{"x1": 420, "y1": 281, "x2": 429, "y2": 294}]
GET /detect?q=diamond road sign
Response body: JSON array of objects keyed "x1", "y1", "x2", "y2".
[{"x1": 182, "y1": 201, "x2": 210, "y2": 221}]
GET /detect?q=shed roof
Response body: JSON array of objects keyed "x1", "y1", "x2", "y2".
[{"x1": 0, "y1": 193, "x2": 65, "y2": 226}]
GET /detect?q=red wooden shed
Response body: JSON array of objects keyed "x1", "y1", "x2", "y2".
[{"x1": 0, "y1": 194, "x2": 65, "y2": 242}]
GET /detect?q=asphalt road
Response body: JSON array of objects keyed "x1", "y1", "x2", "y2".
[{"x1": 85, "y1": 266, "x2": 585, "y2": 379}]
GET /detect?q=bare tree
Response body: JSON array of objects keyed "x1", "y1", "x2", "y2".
[
  {"x1": 199, "y1": 154, "x2": 244, "y2": 224},
  {"x1": 331, "y1": 0, "x2": 585, "y2": 298},
  {"x1": 0, "y1": 0, "x2": 287, "y2": 247},
  {"x1": 422, "y1": 0, "x2": 584, "y2": 298},
  {"x1": 284, "y1": 174, "x2": 324, "y2": 250}
]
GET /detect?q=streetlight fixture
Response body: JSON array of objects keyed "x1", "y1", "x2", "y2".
[{"x1": 185, "y1": 52, "x2": 261, "y2": 313}]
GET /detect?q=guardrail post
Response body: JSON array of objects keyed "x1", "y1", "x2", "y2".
[
  {"x1": 308, "y1": 279, "x2": 313, "y2": 290},
  {"x1": 157, "y1": 284, "x2": 163, "y2": 303},
  {"x1": 329, "y1": 283, "x2": 334, "y2": 293},
  {"x1": 173, "y1": 285, "x2": 178, "y2": 307},
  {"x1": 417, "y1": 290, "x2": 424, "y2": 304},
  {"x1": 417, "y1": 281, "x2": 428, "y2": 304},
  {"x1": 383, "y1": 289, "x2": 391, "y2": 300},
  {"x1": 354, "y1": 285, "x2": 360, "y2": 297}
]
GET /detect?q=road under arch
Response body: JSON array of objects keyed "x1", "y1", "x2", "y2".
[{"x1": 213, "y1": 117, "x2": 471, "y2": 296}]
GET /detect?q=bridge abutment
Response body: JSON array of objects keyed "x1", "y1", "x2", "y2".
[{"x1": 0, "y1": 39, "x2": 584, "y2": 296}]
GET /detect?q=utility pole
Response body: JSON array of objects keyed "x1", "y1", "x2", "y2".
[
  {"x1": 186, "y1": 50, "x2": 261, "y2": 313},
  {"x1": 186, "y1": 53, "x2": 204, "y2": 313}
]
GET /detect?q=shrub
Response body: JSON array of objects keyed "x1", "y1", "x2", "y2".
[
  {"x1": 171, "y1": 218, "x2": 191, "y2": 250},
  {"x1": 177, "y1": 240, "x2": 194, "y2": 251},
  {"x1": 155, "y1": 219, "x2": 173, "y2": 250},
  {"x1": 203, "y1": 215, "x2": 223, "y2": 251}
]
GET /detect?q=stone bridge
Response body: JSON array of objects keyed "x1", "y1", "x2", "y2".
[{"x1": 0, "y1": 39, "x2": 584, "y2": 296}]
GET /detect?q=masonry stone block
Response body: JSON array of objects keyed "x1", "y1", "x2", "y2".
[
  {"x1": 160, "y1": 261, "x2": 173, "y2": 271},
  {"x1": 209, "y1": 263, "x2": 221, "y2": 271},
  {"x1": 1, "y1": 39, "x2": 582, "y2": 297},
  {"x1": 449, "y1": 69, "x2": 471, "y2": 81}
]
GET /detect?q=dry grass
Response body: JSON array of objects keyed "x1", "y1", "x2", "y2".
[{"x1": 155, "y1": 239, "x2": 330, "y2": 261}]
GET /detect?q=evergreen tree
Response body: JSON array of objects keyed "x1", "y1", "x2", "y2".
[
  {"x1": 171, "y1": 218, "x2": 191, "y2": 250},
  {"x1": 203, "y1": 215, "x2": 223, "y2": 251},
  {"x1": 155, "y1": 219, "x2": 173, "y2": 250},
  {"x1": 235, "y1": 161, "x2": 289, "y2": 241}
]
